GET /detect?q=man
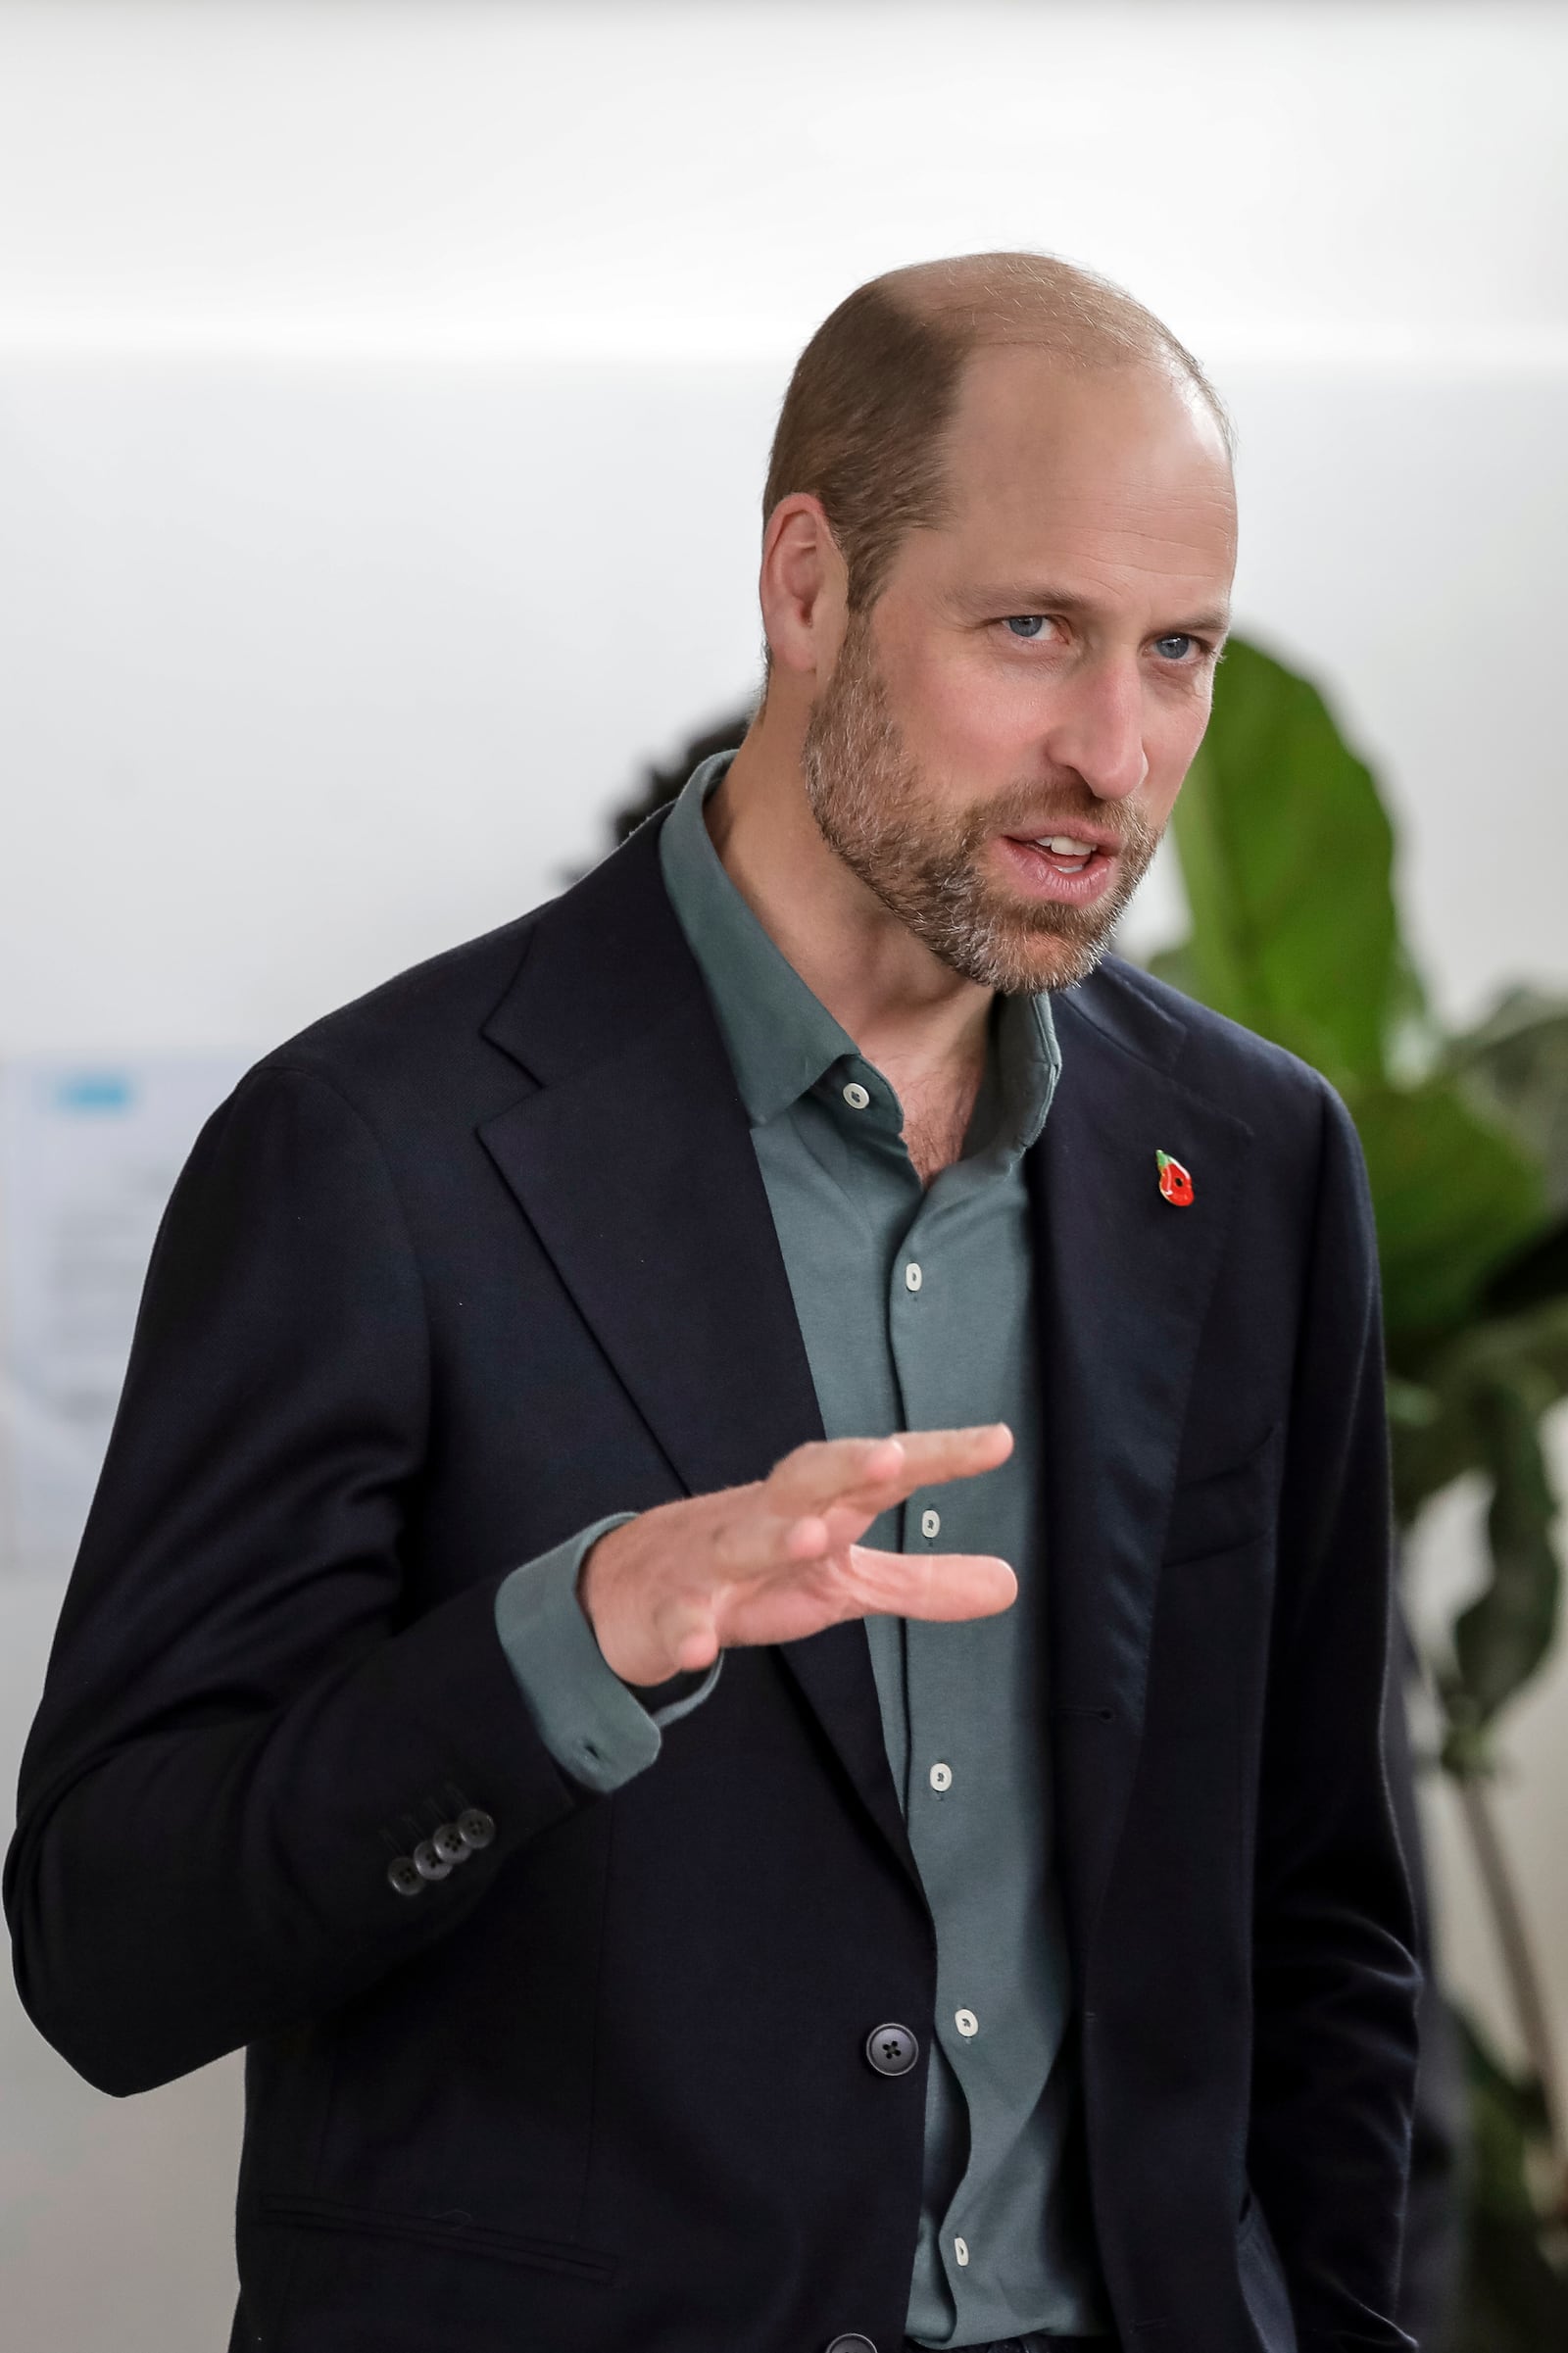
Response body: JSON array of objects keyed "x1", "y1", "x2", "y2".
[{"x1": 7, "y1": 254, "x2": 1418, "y2": 2353}]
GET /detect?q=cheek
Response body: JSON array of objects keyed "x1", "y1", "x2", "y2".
[
  {"x1": 894, "y1": 640, "x2": 1041, "y2": 773},
  {"x1": 1145, "y1": 688, "x2": 1213, "y2": 812}
]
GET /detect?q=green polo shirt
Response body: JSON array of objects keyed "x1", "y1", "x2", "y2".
[{"x1": 495, "y1": 755, "x2": 1108, "y2": 2343}]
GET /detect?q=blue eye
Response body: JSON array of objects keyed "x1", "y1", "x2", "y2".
[
  {"x1": 1154, "y1": 633, "x2": 1196, "y2": 661},
  {"x1": 1004, "y1": 616, "x2": 1046, "y2": 639}
]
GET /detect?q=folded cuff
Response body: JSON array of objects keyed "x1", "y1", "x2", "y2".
[{"x1": 494, "y1": 1515, "x2": 721, "y2": 1793}]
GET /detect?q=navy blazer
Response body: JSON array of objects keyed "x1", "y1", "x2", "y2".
[{"x1": 6, "y1": 814, "x2": 1419, "y2": 2353}]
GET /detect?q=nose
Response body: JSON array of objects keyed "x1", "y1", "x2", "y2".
[{"x1": 1043, "y1": 657, "x2": 1148, "y2": 802}]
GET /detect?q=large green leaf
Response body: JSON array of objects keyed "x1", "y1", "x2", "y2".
[
  {"x1": 1391, "y1": 1299, "x2": 1568, "y2": 1524},
  {"x1": 1171, "y1": 638, "x2": 1410, "y2": 1085},
  {"x1": 1485, "y1": 1215, "x2": 1568, "y2": 1318},
  {"x1": 1348, "y1": 1080, "x2": 1545, "y2": 1350},
  {"x1": 1449, "y1": 988, "x2": 1568, "y2": 1214},
  {"x1": 1388, "y1": 1378, "x2": 1467, "y2": 1531},
  {"x1": 1450, "y1": 1374, "x2": 1563, "y2": 1736},
  {"x1": 1159, "y1": 637, "x2": 1548, "y2": 1350},
  {"x1": 1392, "y1": 1303, "x2": 1568, "y2": 1739}
]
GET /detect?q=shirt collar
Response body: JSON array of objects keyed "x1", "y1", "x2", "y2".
[
  {"x1": 660, "y1": 751, "x2": 856, "y2": 1126},
  {"x1": 659, "y1": 749, "x2": 1061, "y2": 1153}
]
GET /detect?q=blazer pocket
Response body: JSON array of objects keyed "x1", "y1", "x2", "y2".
[
  {"x1": 259, "y1": 2193, "x2": 614, "y2": 2283},
  {"x1": 1163, "y1": 1424, "x2": 1282, "y2": 1567}
]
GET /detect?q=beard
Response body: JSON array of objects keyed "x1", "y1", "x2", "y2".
[{"x1": 800, "y1": 613, "x2": 1162, "y2": 995}]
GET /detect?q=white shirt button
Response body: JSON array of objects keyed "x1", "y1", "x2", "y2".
[
  {"x1": 929, "y1": 1761, "x2": 953, "y2": 1792},
  {"x1": 920, "y1": 1508, "x2": 941, "y2": 1540},
  {"x1": 955, "y1": 2007, "x2": 978, "y2": 2037},
  {"x1": 954, "y1": 2235, "x2": 970, "y2": 2268},
  {"x1": 842, "y1": 1081, "x2": 870, "y2": 1110},
  {"x1": 904, "y1": 1261, "x2": 922, "y2": 1293}
]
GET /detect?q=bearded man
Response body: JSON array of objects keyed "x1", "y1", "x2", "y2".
[{"x1": 7, "y1": 255, "x2": 1419, "y2": 2353}]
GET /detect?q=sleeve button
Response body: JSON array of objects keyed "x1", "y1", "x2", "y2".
[
  {"x1": 387, "y1": 1856, "x2": 423, "y2": 1898},
  {"x1": 432, "y1": 1823, "x2": 468, "y2": 1865},
  {"x1": 413, "y1": 1838, "x2": 453, "y2": 1882},
  {"x1": 456, "y1": 1808, "x2": 496, "y2": 1852}
]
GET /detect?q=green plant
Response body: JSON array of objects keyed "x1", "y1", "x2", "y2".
[{"x1": 1149, "y1": 635, "x2": 1568, "y2": 2347}]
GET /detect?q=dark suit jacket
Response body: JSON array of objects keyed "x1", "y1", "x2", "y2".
[{"x1": 6, "y1": 814, "x2": 1419, "y2": 2353}]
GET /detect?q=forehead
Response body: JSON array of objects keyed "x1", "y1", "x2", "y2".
[{"x1": 924, "y1": 344, "x2": 1238, "y2": 593}]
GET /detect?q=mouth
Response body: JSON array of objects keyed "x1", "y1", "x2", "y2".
[{"x1": 994, "y1": 829, "x2": 1121, "y2": 907}]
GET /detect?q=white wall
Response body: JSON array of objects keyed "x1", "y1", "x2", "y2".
[{"x1": 2, "y1": 5, "x2": 1566, "y2": 2344}]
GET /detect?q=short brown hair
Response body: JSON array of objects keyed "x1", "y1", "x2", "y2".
[{"x1": 762, "y1": 251, "x2": 1231, "y2": 614}]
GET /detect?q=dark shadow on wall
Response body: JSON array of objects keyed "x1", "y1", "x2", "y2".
[{"x1": 608, "y1": 711, "x2": 754, "y2": 847}]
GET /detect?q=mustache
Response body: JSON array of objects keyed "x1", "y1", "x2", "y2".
[{"x1": 954, "y1": 782, "x2": 1157, "y2": 855}]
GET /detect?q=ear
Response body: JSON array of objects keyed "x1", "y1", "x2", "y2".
[{"x1": 759, "y1": 494, "x2": 849, "y2": 681}]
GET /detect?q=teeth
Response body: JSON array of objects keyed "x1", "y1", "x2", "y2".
[{"x1": 1034, "y1": 835, "x2": 1095, "y2": 857}]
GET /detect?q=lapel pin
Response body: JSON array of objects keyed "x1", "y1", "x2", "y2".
[{"x1": 1155, "y1": 1150, "x2": 1195, "y2": 1207}]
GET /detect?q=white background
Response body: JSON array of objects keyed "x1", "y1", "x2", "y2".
[{"x1": 1, "y1": 4, "x2": 1565, "y2": 2344}]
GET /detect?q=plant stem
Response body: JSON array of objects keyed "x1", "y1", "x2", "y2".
[{"x1": 1456, "y1": 1770, "x2": 1568, "y2": 2180}]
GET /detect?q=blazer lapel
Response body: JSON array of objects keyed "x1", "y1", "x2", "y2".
[
  {"x1": 477, "y1": 822, "x2": 919, "y2": 1883},
  {"x1": 1033, "y1": 974, "x2": 1253, "y2": 1979}
]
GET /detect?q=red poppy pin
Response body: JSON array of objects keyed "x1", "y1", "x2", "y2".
[{"x1": 1155, "y1": 1150, "x2": 1195, "y2": 1207}]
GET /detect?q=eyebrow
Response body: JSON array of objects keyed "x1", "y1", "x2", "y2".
[{"x1": 950, "y1": 584, "x2": 1233, "y2": 637}]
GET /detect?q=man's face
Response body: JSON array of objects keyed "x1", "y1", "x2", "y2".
[{"x1": 801, "y1": 349, "x2": 1238, "y2": 993}]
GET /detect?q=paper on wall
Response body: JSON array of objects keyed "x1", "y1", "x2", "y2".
[{"x1": 0, "y1": 1057, "x2": 249, "y2": 1576}]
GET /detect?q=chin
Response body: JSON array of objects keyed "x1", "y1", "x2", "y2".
[
  {"x1": 1012, "y1": 942, "x2": 1113, "y2": 996},
  {"x1": 941, "y1": 920, "x2": 1116, "y2": 998}
]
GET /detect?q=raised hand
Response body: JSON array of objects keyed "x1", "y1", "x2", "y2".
[{"x1": 578, "y1": 1426, "x2": 1016, "y2": 1688}]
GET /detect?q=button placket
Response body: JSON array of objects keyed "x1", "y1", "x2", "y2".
[{"x1": 844, "y1": 1113, "x2": 1052, "y2": 2334}]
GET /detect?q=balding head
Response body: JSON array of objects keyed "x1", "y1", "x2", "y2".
[{"x1": 764, "y1": 250, "x2": 1231, "y2": 614}]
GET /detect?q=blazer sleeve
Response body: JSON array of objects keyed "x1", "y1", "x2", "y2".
[
  {"x1": 4, "y1": 1061, "x2": 588, "y2": 2097},
  {"x1": 1250, "y1": 1078, "x2": 1422, "y2": 2349}
]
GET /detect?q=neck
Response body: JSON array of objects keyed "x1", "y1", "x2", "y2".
[{"x1": 704, "y1": 711, "x2": 994, "y2": 1101}]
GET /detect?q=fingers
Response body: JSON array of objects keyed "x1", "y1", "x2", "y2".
[
  {"x1": 708, "y1": 1542, "x2": 1018, "y2": 1654},
  {"x1": 767, "y1": 1435, "x2": 905, "y2": 1515},
  {"x1": 712, "y1": 1426, "x2": 1014, "y2": 1583},
  {"x1": 767, "y1": 1425, "x2": 1012, "y2": 1520},
  {"x1": 708, "y1": 1442, "x2": 902, "y2": 1581},
  {"x1": 847, "y1": 1546, "x2": 1018, "y2": 1623},
  {"x1": 652, "y1": 1593, "x2": 722, "y2": 1676},
  {"x1": 593, "y1": 1427, "x2": 1017, "y2": 1684}
]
